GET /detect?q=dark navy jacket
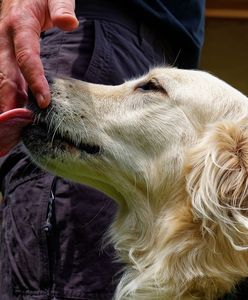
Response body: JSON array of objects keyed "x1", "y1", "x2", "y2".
[{"x1": 125, "y1": 0, "x2": 205, "y2": 68}]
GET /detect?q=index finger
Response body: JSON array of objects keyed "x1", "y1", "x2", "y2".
[
  {"x1": 11, "y1": 24, "x2": 51, "y2": 108},
  {"x1": 0, "y1": 28, "x2": 27, "y2": 112},
  {"x1": 49, "y1": 0, "x2": 78, "y2": 31}
]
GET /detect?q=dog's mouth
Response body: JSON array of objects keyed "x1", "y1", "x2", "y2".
[{"x1": 23, "y1": 120, "x2": 101, "y2": 156}]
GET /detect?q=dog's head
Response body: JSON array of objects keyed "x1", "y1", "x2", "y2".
[{"x1": 23, "y1": 68, "x2": 248, "y2": 242}]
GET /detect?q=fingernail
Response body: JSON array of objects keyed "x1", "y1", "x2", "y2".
[{"x1": 36, "y1": 93, "x2": 50, "y2": 109}]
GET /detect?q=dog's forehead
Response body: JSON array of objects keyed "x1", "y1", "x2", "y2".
[
  {"x1": 143, "y1": 68, "x2": 206, "y2": 87},
  {"x1": 145, "y1": 67, "x2": 173, "y2": 80},
  {"x1": 148, "y1": 67, "x2": 203, "y2": 80},
  {"x1": 145, "y1": 67, "x2": 239, "y2": 95}
]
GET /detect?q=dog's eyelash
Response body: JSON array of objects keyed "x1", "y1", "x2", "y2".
[{"x1": 136, "y1": 79, "x2": 166, "y2": 93}]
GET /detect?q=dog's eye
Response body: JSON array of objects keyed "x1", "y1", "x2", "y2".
[{"x1": 136, "y1": 79, "x2": 165, "y2": 93}]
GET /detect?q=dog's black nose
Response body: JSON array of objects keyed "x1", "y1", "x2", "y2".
[{"x1": 28, "y1": 88, "x2": 36, "y2": 104}]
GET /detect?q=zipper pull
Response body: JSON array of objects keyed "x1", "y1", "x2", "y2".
[{"x1": 43, "y1": 180, "x2": 56, "y2": 234}]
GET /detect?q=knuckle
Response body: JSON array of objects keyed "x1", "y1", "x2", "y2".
[
  {"x1": 16, "y1": 49, "x2": 34, "y2": 68},
  {"x1": 7, "y1": 10, "x2": 23, "y2": 28},
  {"x1": 50, "y1": 0, "x2": 74, "y2": 15},
  {"x1": 0, "y1": 9, "x2": 23, "y2": 37}
]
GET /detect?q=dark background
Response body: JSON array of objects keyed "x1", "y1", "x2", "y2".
[{"x1": 201, "y1": 0, "x2": 248, "y2": 95}]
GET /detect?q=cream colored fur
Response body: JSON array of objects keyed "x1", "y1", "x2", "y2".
[{"x1": 24, "y1": 68, "x2": 248, "y2": 299}]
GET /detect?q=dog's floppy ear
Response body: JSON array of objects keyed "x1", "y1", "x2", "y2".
[{"x1": 186, "y1": 120, "x2": 248, "y2": 250}]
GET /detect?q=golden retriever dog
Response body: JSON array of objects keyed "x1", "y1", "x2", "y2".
[{"x1": 22, "y1": 68, "x2": 248, "y2": 300}]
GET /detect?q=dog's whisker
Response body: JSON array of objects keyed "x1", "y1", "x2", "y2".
[
  {"x1": 171, "y1": 49, "x2": 181, "y2": 68},
  {"x1": 51, "y1": 117, "x2": 65, "y2": 146},
  {"x1": 45, "y1": 106, "x2": 55, "y2": 121},
  {"x1": 48, "y1": 113, "x2": 57, "y2": 135},
  {"x1": 33, "y1": 114, "x2": 39, "y2": 125}
]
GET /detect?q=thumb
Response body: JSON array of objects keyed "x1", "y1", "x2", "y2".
[{"x1": 48, "y1": 0, "x2": 79, "y2": 31}]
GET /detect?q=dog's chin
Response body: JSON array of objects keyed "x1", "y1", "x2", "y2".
[{"x1": 22, "y1": 123, "x2": 101, "y2": 164}]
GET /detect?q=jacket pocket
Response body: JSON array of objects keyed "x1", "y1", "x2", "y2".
[{"x1": 0, "y1": 152, "x2": 55, "y2": 294}]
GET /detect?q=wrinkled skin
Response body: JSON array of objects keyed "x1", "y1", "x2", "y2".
[{"x1": 0, "y1": 0, "x2": 78, "y2": 112}]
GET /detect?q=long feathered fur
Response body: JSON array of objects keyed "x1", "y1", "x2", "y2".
[{"x1": 106, "y1": 120, "x2": 248, "y2": 300}]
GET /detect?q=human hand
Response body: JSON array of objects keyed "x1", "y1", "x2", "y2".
[{"x1": 0, "y1": 0, "x2": 79, "y2": 112}]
